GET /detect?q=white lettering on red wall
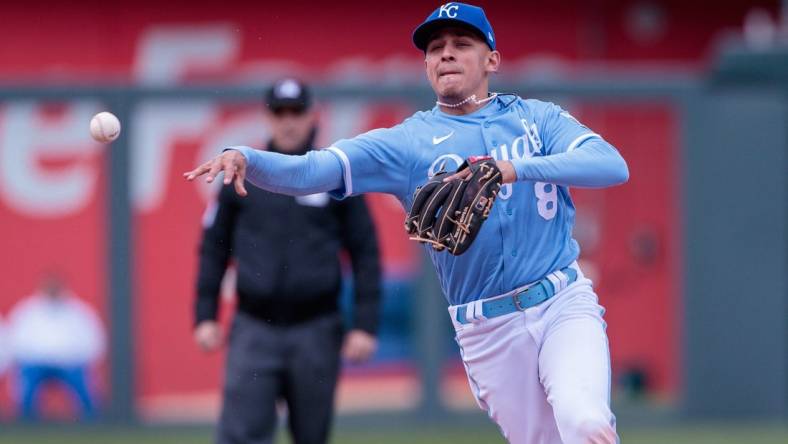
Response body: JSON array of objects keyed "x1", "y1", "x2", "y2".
[{"x1": 0, "y1": 102, "x2": 103, "y2": 218}]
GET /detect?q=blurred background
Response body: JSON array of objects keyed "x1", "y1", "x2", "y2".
[{"x1": 0, "y1": 0, "x2": 786, "y2": 442}]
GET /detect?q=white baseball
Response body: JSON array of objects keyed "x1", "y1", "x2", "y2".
[{"x1": 89, "y1": 111, "x2": 121, "y2": 143}]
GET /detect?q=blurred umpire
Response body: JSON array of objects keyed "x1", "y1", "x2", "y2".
[{"x1": 194, "y1": 78, "x2": 382, "y2": 444}]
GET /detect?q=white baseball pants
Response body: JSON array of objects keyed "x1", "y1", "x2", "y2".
[{"x1": 449, "y1": 265, "x2": 617, "y2": 444}]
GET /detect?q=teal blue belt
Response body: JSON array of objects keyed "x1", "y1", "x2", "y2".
[{"x1": 456, "y1": 267, "x2": 578, "y2": 325}]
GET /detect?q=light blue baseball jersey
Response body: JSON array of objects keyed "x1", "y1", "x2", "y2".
[
  {"x1": 232, "y1": 94, "x2": 628, "y2": 306},
  {"x1": 325, "y1": 95, "x2": 624, "y2": 305}
]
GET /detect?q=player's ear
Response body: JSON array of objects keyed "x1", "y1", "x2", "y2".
[{"x1": 486, "y1": 50, "x2": 501, "y2": 74}]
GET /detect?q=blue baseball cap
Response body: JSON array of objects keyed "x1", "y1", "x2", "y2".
[{"x1": 412, "y1": 2, "x2": 496, "y2": 51}]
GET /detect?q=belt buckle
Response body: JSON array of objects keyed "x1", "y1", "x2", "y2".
[{"x1": 513, "y1": 288, "x2": 529, "y2": 311}]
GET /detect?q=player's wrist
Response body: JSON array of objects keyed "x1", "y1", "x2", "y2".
[
  {"x1": 509, "y1": 157, "x2": 531, "y2": 183},
  {"x1": 497, "y1": 160, "x2": 517, "y2": 183},
  {"x1": 223, "y1": 146, "x2": 250, "y2": 161}
]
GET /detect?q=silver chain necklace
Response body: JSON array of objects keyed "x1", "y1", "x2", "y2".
[{"x1": 436, "y1": 92, "x2": 498, "y2": 108}]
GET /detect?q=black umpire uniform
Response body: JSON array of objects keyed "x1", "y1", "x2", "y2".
[{"x1": 195, "y1": 82, "x2": 382, "y2": 444}]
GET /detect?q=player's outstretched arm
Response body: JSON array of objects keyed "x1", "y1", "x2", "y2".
[{"x1": 184, "y1": 146, "x2": 345, "y2": 197}]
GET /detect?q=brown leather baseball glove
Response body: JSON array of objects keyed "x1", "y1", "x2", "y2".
[{"x1": 404, "y1": 156, "x2": 502, "y2": 255}]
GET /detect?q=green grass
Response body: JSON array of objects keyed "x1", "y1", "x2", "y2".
[
  {"x1": 0, "y1": 423, "x2": 786, "y2": 444},
  {"x1": 620, "y1": 424, "x2": 788, "y2": 444}
]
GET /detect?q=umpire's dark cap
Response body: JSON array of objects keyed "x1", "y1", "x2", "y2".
[{"x1": 265, "y1": 78, "x2": 312, "y2": 112}]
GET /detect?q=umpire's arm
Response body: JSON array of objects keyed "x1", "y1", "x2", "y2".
[
  {"x1": 338, "y1": 196, "x2": 382, "y2": 335},
  {"x1": 195, "y1": 186, "x2": 239, "y2": 327}
]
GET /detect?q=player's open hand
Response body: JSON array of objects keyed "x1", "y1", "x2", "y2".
[
  {"x1": 183, "y1": 149, "x2": 249, "y2": 196},
  {"x1": 342, "y1": 329, "x2": 378, "y2": 364},
  {"x1": 443, "y1": 160, "x2": 516, "y2": 184}
]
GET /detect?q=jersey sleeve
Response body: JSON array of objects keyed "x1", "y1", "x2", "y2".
[
  {"x1": 325, "y1": 124, "x2": 413, "y2": 200},
  {"x1": 512, "y1": 100, "x2": 629, "y2": 188},
  {"x1": 538, "y1": 102, "x2": 601, "y2": 155}
]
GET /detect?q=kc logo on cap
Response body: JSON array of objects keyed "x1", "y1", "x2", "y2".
[{"x1": 438, "y1": 3, "x2": 459, "y2": 18}]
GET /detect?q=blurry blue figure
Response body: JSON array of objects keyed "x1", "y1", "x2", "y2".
[
  {"x1": 0, "y1": 315, "x2": 9, "y2": 376},
  {"x1": 6, "y1": 273, "x2": 105, "y2": 421},
  {"x1": 0, "y1": 314, "x2": 9, "y2": 419}
]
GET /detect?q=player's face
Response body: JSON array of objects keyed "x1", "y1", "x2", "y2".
[
  {"x1": 265, "y1": 107, "x2": 316, "y2": 153},
  {"x1": 424, "y1": 27, "x2": 500, "y2": 101}
]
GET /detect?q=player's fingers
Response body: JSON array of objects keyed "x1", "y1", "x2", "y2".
[
  {"x1": 204, "y1": 158, "x2": 224, "y2": 183},
  {"x1": 222, "y1": 156, "x2": 238, "y2": 185},
  {"x1": 183, "y1": 162, "x2": 212, "y2": 181},
  {"x1": 442, "y1": 169, "x2": 470, "y2": 182},
  {"x1": 233, "y1": 163, "x2": 248, "y2": 197}
]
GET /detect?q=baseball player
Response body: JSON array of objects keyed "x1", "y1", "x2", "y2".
[{"x1": 185, "y1": 3, "x2": 628, "y2": 443}]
